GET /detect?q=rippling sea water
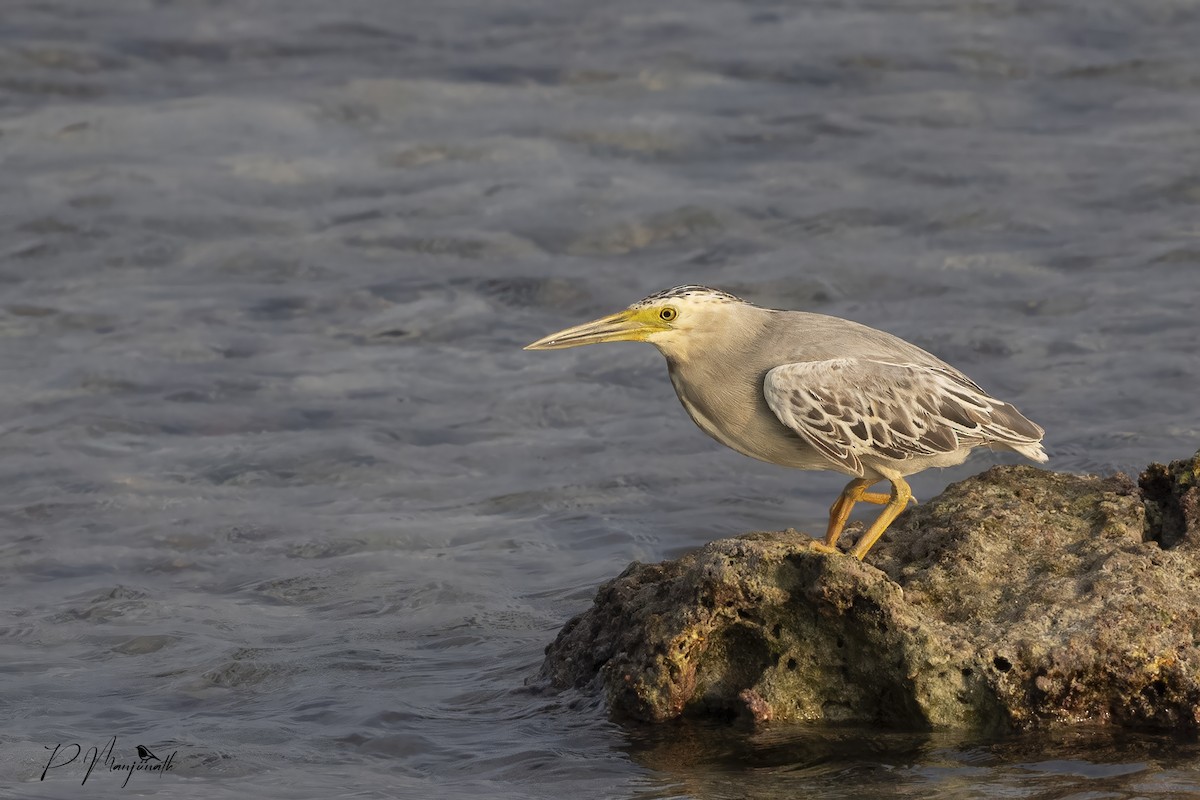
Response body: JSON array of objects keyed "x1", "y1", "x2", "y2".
[{"x1": 2, "y1": 1, "x2": 1199, "y2": 797}]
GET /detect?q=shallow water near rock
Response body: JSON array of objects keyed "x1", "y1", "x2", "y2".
[{"x1": 2, "y1": 0, "x2": 1199, "y2": 797}]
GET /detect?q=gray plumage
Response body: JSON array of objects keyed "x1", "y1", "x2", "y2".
[
  {"x1": 526, "y1": 284, "x2": 1047, "y2": 560},
  {"x1": 661, "y1": 301, "x2": 1045, "y2": 481}
]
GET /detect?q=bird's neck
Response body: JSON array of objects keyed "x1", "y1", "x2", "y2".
[{"x1": 656, "y1": 313, "x2": 771, "y2": 442}]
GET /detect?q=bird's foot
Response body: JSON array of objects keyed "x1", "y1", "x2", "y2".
[{"x1": 805, "y1": 540, "x2": 840, "y2": 555}]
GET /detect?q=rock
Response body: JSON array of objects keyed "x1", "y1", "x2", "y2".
[
  {"x1": 536, "y1": 455, "x2": 1200, "y2": 731},
  {"x1": 1139, "y1": 450, "x2": 1200, "y2": 550}
]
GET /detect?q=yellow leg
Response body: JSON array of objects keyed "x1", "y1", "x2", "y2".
[
  {"x1": 825, "y1": 478, "x2": 890, "y2": 547},
  {"x1": 849, "y1": 477, "x2": 913, "y2": 560}
]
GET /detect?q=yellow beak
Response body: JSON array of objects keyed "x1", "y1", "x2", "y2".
[{"x1": 524, "y1": 310, "x2": 653, "y2": 350}]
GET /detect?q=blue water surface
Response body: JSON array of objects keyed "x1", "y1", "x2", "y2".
[{"x1": 2, "y1": 1, "x2": 1199, "y2": 797}]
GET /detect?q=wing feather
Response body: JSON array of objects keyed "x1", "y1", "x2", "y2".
[{"x1": 763, "y1": 359, "x2": 1045, "y2": 476}]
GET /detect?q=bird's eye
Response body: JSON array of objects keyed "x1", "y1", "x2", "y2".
[{"x1": 659, "y1": 307, "x2": 678, "y2": 322}]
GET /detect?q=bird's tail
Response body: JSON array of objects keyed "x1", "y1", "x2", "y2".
[
  {"x1": 1004, "y1": 441, "x2": 1048, "y2": 463},
  {"x1": 984, "y1": 400, "x2": 1047, "y2": 463}
]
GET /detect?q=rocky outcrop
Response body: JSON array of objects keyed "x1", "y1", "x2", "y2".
[
  {"x1": 536, "y1": 451, "x2": 1200, "y2": 731},
  {"x1": 1140, "y1": 450, "x2": 1200, "y2": 550}
]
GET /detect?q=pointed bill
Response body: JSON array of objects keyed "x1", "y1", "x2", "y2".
[{"x1": 524, "y1": 310, "x2": 652, "y2": 350}]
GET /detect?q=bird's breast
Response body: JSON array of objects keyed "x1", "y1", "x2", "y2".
[{"x1": 665, "y1": 360, "x2": 828, "y2": 470}]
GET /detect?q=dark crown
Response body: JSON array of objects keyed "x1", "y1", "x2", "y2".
[{"x1": 632, "y1": 285, "x2": 744, "y2": 307}]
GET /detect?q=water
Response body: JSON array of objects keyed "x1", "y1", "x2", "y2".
[{"x1": 2, "y1": 0, "x2": 1199, "y2": 797}]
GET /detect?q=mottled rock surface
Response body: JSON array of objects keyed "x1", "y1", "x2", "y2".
[
  {"x1": 1140, "y1": 450, "x2": 1200, "y2": 550},
  {"x1": 537, "y1": 452, "x2": 1200, "y2": 730}
]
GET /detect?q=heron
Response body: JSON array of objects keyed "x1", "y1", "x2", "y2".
[{"x1": 525, "y1": 285, "x2": 1047, "y2": 560}]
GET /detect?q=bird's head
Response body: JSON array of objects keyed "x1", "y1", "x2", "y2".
[{"x1": 524, "y1": 285, "x2": 749, "y2": 357}]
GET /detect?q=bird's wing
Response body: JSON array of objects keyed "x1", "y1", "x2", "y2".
[{"x1": 763, "y1": 358, "x2": 1044, "y2": 476}]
